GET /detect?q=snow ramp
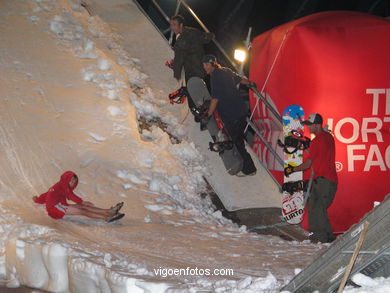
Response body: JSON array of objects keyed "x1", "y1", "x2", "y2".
[
  {"x1": 82, "y1": 0, "x2": 282, "y2": 212},
  {"x1": 0, "y1": 0, "x2": 320, "y2": 292}
]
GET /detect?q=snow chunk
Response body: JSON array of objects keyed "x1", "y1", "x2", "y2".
[
  {"x1": 125, "y1": 67, "x2": 148, "y2": 88},
  {"x1": 98, "y1": 59, "x2": 112, "y2": 71},
  {"x1": 49, "y1": 15, "x2": 83, "y2": 41},
  {"x1": 81, "y1": 68, "x2": 95, "y2": 82},
  {"x1": 116, "y1": 170, "x2": 147, "y2": 185},
  {"x1": 89, "y1": 132, "x2": 107, "y2": 142},
  {"x1": 169, "y1": 141, "x2": 200, "y2": 162},
  {"x1": 141, "y1": 126, "x2": 166, "y2": 142},
  {"x1": 129, "y1": 94, "x2": 160, "y2": 120},
  {"x1": 107, "y1": 106, "x2": 126, "y2": 117},
  {"x1": 74, "y1": 38, "x2": 97, "y2": 59},
  {"x1": 144, "y1": 215, "x2": 152, "y2": 223},
  {"x1": 294, "y1": 268, "x2": 302, "y2": 275},
  {"x1": 123, "y1": 184, "x2": 132, "y2": 190},
  {"x1": 138, "y1": 87, "x2": 168, "y2": 107},
  {"x1": 343, "y1": 274, "x2": 390, "y2": 293},
  {"x1": 103, "y1": 89, "x2": 118, "y2": 100},
  {"x1": 352, "y1": 273, "x2": 379, "y2": 287},
  {"x1": 103, "y1": 253, "x2": 112, "y2": 268},
  {"x1": 144, "y1": 205, "x2": 173, "y2": 213},
  {"x1": 29, "y1": 15, "x2": 39, "y2": 22}
]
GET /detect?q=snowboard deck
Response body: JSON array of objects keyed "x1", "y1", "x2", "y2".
[
  {"x1": 206, "y1": 115, "x2": 243, "y2": 175},
  {"x1": 281, "y1": 105, "x2": 306, "y2": 224}
]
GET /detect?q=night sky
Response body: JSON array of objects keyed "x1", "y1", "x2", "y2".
[{"x1": 137, "y1": 0, "x2": 390, "y2": 67}]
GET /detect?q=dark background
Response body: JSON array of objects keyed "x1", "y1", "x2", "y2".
[{"x1": 137, "y1": 0, "x2": 390, "y2": 64}]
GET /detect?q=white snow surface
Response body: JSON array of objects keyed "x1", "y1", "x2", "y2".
[
  {"x1": 343, "y1": 274, "x2": 390, "y2": 293},
  {"x1": 0, "y1": 0, "x2": 326, "y2": 292}
]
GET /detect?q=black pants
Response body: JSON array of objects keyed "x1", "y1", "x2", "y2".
[{"x1": 223, "y1": 116, "x2": 257, "y2": 174}]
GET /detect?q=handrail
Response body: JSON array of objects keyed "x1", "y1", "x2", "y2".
[
  {"x1": 250, "y1": 87, "x2": 283, "y2": 125},
  {"x1": 149, "y1": 0, "x2": 170, "y2": 22},
  {"x1": 246, "y1": 119, "x2": 284, "y2": 168}
]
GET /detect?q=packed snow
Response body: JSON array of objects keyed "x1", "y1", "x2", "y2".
[
  {"x1": 343, "y1": 274, "x2": 390, "y2": 293},
  {"x1": 1, "y1": 0, "x2": 373, "y2": 292}
]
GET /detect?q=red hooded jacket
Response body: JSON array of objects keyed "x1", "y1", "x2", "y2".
[{"x1": 34, "y1": 171, "x2": 83, "y2": 218}]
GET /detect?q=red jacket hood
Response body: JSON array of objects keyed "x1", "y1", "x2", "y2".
[
  {"x1": 60, "y1": 171, "x2": 78, "y2": 190},
  {"x1": 34, "y1": 171, "x2": 83, "y2": 208}
]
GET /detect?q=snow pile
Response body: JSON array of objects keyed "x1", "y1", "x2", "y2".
[
  {"x1": 107, "y1": 105, "x2": 126, "y2": 117},
  {"x1": 192, "y1": 273, "x2": 281, "y2": 292},
  {"x1": 1, "y1": 219, "x2": 166, "y2": 292},
  {"x1": 49, "y1": 15, "x2": 83, "y2": 41},
  {"x1": 343, "y1": 273, "x2": 390, "y2": 293},
  {"x1": 97, "y1": 58, "x2": 111, "y2": 71},
  {"x1": 73, "y1": 38, "x2": 97, "y2": 59},
  {"x1": 129, "y1": 91, "x2": 161, "y2": 119}
]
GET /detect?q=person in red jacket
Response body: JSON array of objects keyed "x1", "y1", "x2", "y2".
[
  {"x1": 285, "y1": 113, "x2": 338, "y2": 243},
  {"x1": 33, "y1": 171, "x2": 124, "y2": 222}
]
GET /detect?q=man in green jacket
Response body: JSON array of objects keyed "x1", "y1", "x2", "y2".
[{"x1": 170, "y1": 15, "x2": 214, "y2": 82}]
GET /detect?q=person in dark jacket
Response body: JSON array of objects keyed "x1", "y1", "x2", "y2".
[
  {"x1": 33, "y1": 171, "x2": 124, "y2": 222},
  {"x1": 202, "y1": 55, "x2": 257, "y2": 177},
  {"x1": 170, "y1": 15, "x2": 213, "y2": 82}
]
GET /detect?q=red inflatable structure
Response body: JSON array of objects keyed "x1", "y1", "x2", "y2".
[{"x1": 249, "y1": 11, "x2": 390, "y2": 232}]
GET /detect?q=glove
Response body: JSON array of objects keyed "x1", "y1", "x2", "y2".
[
  {"x1": 200, "y1": 115, "x2": 210, "y2": 131},
  {"x1": 248, "y1": 81, "x2": 257, "y2": 89},
  {"x1": 284, "y1": 164, "x2": 295, "y2": 177}
]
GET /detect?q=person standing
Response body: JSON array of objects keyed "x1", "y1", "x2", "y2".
[
  {"x1": 202, "y1": 55, "x2": 257, "y2": 177},
  {"x1": 169, "y1": 14, "x2": 214, "y2": 129},
  {"x1": 285, "y1": 113, "x2": 338, "y2": 243},
  {"x1": 169, "y1": 14, "x2": 214, "y2": 83}
]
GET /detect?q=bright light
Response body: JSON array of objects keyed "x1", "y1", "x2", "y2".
[{"x1": 234, "y1": 49, "x2": 246, "y2": 63}]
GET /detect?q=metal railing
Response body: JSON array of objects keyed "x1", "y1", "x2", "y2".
[{"x1": 178, "y1": 0, "x2": 238, "y2": 70}]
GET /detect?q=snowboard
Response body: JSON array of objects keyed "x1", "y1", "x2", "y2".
[
  {"x1": 279, "y1": 105, "x2": 307, "y2": 224},
  {"x1": 206, "y1": 112, "x2": 243, "y2": 175}
]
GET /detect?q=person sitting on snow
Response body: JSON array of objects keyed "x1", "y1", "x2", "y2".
[{"x1": 32, "y1": 171, "x2": 124, "y2": 222}]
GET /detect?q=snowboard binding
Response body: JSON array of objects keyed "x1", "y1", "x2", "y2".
[
  {"x1": 191, "y1": 100, "x2": 210, "y2": 122},
  {"x1": 209, "y1": 140, "x2": 234, "y2": 152},
  {"x1": 168, "y1": 86, "x2": 188, "y2": 104},
  {"x1": 282, "y1": 180, "x2": 308, "y2": 195},
  {"x1": 278, "y1": 130, "x2": 311, "y2": 154}
]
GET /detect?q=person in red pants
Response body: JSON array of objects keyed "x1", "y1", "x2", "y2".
[{"x1": 33, "y1": 171, "x2": 124, "y2": 222}]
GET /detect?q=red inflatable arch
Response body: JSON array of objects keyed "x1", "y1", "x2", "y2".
[{"x1": 249, "y1": 11, "x2": 390, "y2": 232}]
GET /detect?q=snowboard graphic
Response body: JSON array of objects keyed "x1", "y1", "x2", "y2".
[{"x1": 280, "y1": 105, "x2": 306, "y2": 224}]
